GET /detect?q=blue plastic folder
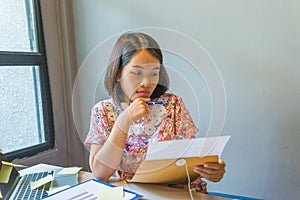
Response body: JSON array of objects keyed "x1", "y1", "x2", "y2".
[{"x1": 43, "y1": 179, "x2": 143, "y2": 200}]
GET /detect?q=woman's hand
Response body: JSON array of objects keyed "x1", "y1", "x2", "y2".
[
  {"x1": 193, "y1": 159, "x2": 226, "y2": 183},
  {"x1": 127, "y1": 98, "x2": 151, "y2": 122},
  {"x1": 115, "y1": 98, "x2": 150, "y2": 135}
]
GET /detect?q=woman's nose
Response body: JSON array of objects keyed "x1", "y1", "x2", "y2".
[{"x1": 140, "y1": 76, "x2": 150, "y2": 87}]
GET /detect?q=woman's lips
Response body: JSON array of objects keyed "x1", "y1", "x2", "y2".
[{"x1": 136, "y1": 91, "x2": 150, "y2": 96}]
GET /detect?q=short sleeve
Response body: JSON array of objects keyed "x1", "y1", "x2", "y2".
[
  {"x1": 84, "y1": 101, "x2": 114, "y2": 146},
  {"x1": 172, "y1": 95, "x2": 198, "y2": 139},
  {"x1": 160, "y1": 94, "x2": 198, "y2": 140}
]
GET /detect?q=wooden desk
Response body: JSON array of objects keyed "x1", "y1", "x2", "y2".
[
  {"x1": 20, "y1": 164, "x2": 232, "y2": 200},
  {"x1": 79, "y1": 171, "x2": 232, "y2": 200}
]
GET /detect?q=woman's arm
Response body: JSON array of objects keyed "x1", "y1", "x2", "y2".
[
  {"x1": 89, "y1": 98, "x2": 151, "y2": 181},
  {"x1": 89, "y1": 118, "x2": 129, "y2": 181}
]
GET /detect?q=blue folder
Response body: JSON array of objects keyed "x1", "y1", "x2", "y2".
[{"x1": 43, "y1": 179, "x2": 143, "y2": 200}]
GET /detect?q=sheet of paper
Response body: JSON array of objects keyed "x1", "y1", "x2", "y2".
[
  {"x1": 98, "y1": 186, "x2": 123, "y2": 200},
  {"x1": 0, "y1": 189, "x2": 3, "y2": 198},
  {"x1": 146, "y1": 136, "x2": 230, "y2": 160},
  {"x1": 0, "y1": 164, "x2": 13, "y2": 183},
  {"x1": 30, "y1": 174, "x2": 54, "y2": 190},
  {"x1": 58, "y1": 167, "x2": 82, "y2": 175},
  {"x1": 47, "y1": 185, "x2": 70, "y2": 195},
  {"x1": 44, "y1": 180, "x2": 138, "y2": 200},
  {"x1": 19, "y1": 163, "x2": 62, "y2": 176}
]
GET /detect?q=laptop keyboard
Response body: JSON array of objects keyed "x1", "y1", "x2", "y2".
[{"x1": 10, "y1": 171, "x2": 52, "y2": 200}]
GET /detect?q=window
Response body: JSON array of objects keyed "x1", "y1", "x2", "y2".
[{"x1": 0, "y1": 0, "x2": 54, "y2": 160}]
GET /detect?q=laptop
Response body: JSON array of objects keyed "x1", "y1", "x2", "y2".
[{"x1": 0, "y1": 153, "x2": 53, "y2": 200}]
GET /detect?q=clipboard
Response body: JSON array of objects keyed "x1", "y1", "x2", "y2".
[{"x1": 128, "y1": 136, "x2": 230, "y2": 184}]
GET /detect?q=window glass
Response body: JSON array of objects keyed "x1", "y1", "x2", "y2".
[
  {"x1": 0, "y1": 0, "x2": 38, "y2": 52},
  {"x1": 0, "y1": 66, "x2": 45, "y2": 153},
  {"x1": 0, "y1": 0, "x2": 53, "y2": 160}
]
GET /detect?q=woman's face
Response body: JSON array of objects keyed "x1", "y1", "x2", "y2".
[{"x1": 118, "y1": 50, "x2": 160, "y2": 103}]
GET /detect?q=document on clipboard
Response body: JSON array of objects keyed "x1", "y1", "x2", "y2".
[
  {"x1": 128, "y1": 136, "x2": 230, "y2": 184},
  {"x1": 43, "y1": 179, "x2": 142, "y2": 200}
]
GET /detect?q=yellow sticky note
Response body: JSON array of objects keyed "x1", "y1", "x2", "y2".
[
  {"x1": 0, "y1": 189, "x2": 3, "y2": 198},
  {"x1": 1, "y1": 161, "x2": 27, "y2": 168},
  {"x1": 98, "y1": 186, "x2": 123, "y2": 200},
  {"x1": 0, "y1": 148, "x2": 3, "y2": 153},
  {"x1": 57, "y1": 167, "x2": 82, "y2": 175},
  {"x1": 47, "y1": 185, "x2": 70, "y2": 195},
  {"x1": 30, "y1": 175, "x2": 54, "y2": 190},
  {"x1": 0, "y1": 164, "x2": 13, "y2": 183}
]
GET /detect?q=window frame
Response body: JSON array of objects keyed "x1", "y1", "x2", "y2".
[{"x1": 0, "y1": 0, "x2": 54, "y2": 161}]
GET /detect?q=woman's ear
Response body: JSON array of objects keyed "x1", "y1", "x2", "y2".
[{"x1": 116, "y1": 71, "x2": 121, "y2": 82}]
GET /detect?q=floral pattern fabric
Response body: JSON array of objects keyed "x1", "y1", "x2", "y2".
[{"x1": 85, "y1": 93, "x2": 207, "y2": 193}]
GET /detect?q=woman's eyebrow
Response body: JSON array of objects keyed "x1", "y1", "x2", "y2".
[
  {"x1": 131, "y1": 65, "x2": 144, "y2": 69},
  {"x1": 131, "y1": 65, "x2": 160, "y2": 70}
]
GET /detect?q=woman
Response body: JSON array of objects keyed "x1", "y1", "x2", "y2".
[{"x1": 85, "y1": 32, "x2": 226, "y2": 193}]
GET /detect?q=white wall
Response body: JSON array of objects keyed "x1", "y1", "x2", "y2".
[{"x1": 71, "y1": 0, "x2": 300, "y2": 199}]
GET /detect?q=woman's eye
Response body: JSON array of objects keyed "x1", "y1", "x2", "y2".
[
  {"x1": 131, "y1": 71, "x2": 142, "y2": 75},
  {"x1": 151, "y1": 72, "x2": 159, "y2": 77}
]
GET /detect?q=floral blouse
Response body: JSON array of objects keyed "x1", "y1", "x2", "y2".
[{"x1": 85, "y1": 93, "x2": 207, "y2": 193}]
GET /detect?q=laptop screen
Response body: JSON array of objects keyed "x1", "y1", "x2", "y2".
[{"x1": 0, "y1": 153, "x2": 19, "y2": 198}]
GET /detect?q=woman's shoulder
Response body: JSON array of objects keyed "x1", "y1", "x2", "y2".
[
  {"x1": 158, "y1": 93, "x2": 183, "y2": 103},
  {"x1": 92, "y1": 98, "x2": 115, "y2": 112}
]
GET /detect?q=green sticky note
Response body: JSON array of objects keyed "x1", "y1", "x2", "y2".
[
  {"x1": 30, "y1": 175, "x2": 54, "y2": 190},
  {"x1": 1, "y1": 161, "x2": 26, "y2": 168},
  {"x1": 57, "y1": 167, "x2": 82, "y2": 175},
  {"x1": 98, "y1": 186, "x2": 123, "y2": 200},
  {"x1": 0, "y1": 164, "x2": 13, "y2": 183}
]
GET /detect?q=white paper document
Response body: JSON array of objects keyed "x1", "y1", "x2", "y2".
[
  {"x1": 43, "y1": 179, "x2": 142, "y2": 200},
  {"x1": 146, "y1": 136, "x2": 230, "y2": 160}
]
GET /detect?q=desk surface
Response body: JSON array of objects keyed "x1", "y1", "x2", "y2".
[
  {"x1": 20, "y1": 164, "x2": 232, "y2": 200},
  {"x1": 79, "y1": 171, "x2": 232, "y2": 200}
]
